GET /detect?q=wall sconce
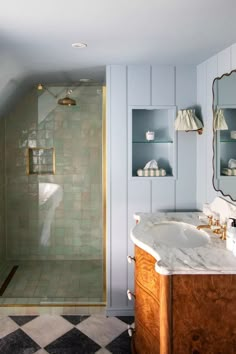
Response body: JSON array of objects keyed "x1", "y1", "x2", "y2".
[
  {"x1": 213, "y1": 109, "x2": 228, "y2": 131},
  {"x1": 175, "y1": 109, "x2": 203, "y2": 135}
]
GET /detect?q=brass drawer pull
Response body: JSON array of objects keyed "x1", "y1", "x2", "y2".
[
  {"x1": 127, "y1": 289, "x2": 136, "y2": 300},
  {"x1": 127, "y1": 256, "x2": 136, "y2": 264}
]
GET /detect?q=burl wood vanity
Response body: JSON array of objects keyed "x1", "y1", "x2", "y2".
[{"x1": 130, "y1": 212, "x2": 236, "y2": 354}]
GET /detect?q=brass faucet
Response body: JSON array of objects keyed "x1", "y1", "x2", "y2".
[
  {"x1": 197, "y1": 216, "x2": 213, "y2": 230},
  {"x1": 211, "y1": 222, "x2": 227, "y2": 240},
  {"x1": 197, "y1": 216, "x2": 227, "y2": 240}
]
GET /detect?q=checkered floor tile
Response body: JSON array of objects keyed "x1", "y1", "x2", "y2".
[{"x1": 0, "y1": 315, "x2": 134, "y2": 354}]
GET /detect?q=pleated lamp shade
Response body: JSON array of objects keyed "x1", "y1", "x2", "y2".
[
  {"x1": 175, "y1": 109, "x2": 203, "y2": 134},
  {"x1": 214, "y1": 109, "x2": 228, "y2": 130}
]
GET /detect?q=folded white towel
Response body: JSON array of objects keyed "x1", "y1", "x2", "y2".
[
  {"x1": 228, "y1": 159, "x2": 236, "y2": 169},
  {"x1": 143, "y1": 160, "x2": 158, "y2": 170},
  {"x1": 222, "y1": 168, "x2": 233, "y2": 176},
  {"x1": 222, "y1": 168, "x2": 236, "y2": 176},
  {"x1": 137, "y1": 168, "x2": 166, "y2": 177}
]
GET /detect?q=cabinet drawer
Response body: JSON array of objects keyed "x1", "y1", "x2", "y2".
[
  {"x1": 135, "y1": 281, "x2": 160, "y2": 338},
  {"x1": 135, "y1": 246, "x2": 160, "y2": 297}
]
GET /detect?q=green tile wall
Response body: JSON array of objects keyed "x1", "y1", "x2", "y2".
[
  {"x1": 5, "y1": 86, "x2": 103, "y2": 260},
  {"x1": 0, "y1": 118, "x2": 6, "y2": 260}
]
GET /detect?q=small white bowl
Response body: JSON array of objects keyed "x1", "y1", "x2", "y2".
[{"x1": 146, "y1": 131, "x2": 155, "y2": 141}]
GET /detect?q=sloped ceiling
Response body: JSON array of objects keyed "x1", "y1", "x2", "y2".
[{"x1": 0, "y1": 0, "x2": 236, "y2": 113}]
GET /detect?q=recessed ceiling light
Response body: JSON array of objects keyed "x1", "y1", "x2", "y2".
[{"x1": 72, "y1": 42, "x2": 87, "y2": 48}]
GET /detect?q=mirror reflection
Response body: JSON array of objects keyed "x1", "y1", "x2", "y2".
[{"x1": 213, "y1": 70, "x2": 236, "y2": 201}]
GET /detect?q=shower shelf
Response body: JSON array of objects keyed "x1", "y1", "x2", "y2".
[{"x1": 26, "y1": 147, "x2": 55, "y2": 175}]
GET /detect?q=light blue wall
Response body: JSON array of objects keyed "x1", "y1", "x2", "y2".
[
  {"x1": 175, "y1": 66, "x2": 197, "y2": 210},
  {"x1": 106, "y1": 64, "x2": 197, "y2": 315}
]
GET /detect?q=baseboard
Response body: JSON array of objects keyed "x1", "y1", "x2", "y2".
[{"x1": 106, "y1": 307, "x2": 134, "y2": 316}]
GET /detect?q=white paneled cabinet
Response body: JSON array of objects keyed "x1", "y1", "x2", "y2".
[
  {"x1": 196, "y1": 62, "x2": 207, "y2": 209},
  {"x1": 151, "y1": 65, "x2": 175, "y2": 105},
  {"x1": 128, "y1": 65, "x2": 151, "y2": 106},
  {"x1": 206, "y1": 56, "x2": 218, "y2": 203},
  {"x1": 128, "y1": 64, "x2": 176, "y2": 107},
  {"x1": 107, "y1": 64, "x2": 197, "y2": 316},
  {"x1": 217, "y1": 47, "x2": 231, "y2": 77},
  {"x1": 127, "y1": 180, "x2": 151, "y2": 310},
  {"x1": 152, "y1": 179, "x2": 176, "y2": 211},
  {"x1": 231, "y1": 44, "x2": 236, "y2": 69},
  {"x1": 106, "y1": 65, "x2": 129, "y2": 314}
]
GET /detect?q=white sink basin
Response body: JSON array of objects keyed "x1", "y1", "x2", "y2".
[{"x1": 150, "y1": 221, "x2": 210, "y2": 248}]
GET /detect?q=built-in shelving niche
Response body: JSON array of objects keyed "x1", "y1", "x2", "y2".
[{"x1": 129, "y1": 106, "x2": 176, "y2": 179}]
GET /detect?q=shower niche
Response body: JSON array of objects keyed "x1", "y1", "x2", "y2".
[{"x1": 27, "y1": 147, "x2": 55, "y2": 175}]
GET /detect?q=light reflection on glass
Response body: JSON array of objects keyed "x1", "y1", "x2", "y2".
[{"x1": 39, "y1": 183, "x2": 63, "y2": 246}]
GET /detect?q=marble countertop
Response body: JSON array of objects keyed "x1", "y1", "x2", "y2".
[{"x1": 130, "y1": 212, "x2": 236, "y2": 275}]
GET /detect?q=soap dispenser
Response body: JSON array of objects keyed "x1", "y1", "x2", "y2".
[{"x1": 228, "y1": 218, "x2": 236, "y2": 253}]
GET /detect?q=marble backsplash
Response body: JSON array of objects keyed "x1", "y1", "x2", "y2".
[{"x1": 203, "y1": 197, "x2": 236, "y2": 224}]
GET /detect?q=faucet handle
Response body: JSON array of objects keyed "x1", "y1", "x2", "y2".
[
  {"x1": 207, "y1": 215, "x2": 213, "y2": 225},
  {"x1": 220, "y1": 224, "x2": 227, "y2": 240},
  {"x1": 211, "y1": 223, "x2": 227, "y2": 240},
  {"x1": 215, "y1": 219, "x2": 220, "y2": 226}
]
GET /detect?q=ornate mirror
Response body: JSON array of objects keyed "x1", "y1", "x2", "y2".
[{"x1": 212, "y1": 70, "x2": 236, "y2": 201}]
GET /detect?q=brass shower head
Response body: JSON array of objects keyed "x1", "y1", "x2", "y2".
[
  {"x1": 58, "y1": 89, "x2": 76, "y2": 106},
  {"x1": 57, "y1": 96, "x2": 76, "y2": 106}
]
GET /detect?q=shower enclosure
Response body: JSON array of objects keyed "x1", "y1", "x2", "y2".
[{"x1": 0, "y1": 84, "x2": 105, "y2": 305}]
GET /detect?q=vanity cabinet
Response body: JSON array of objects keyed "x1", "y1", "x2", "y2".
[
  {"x1": 132, "y1": 245, "x2": 236, "y2": 354},
  {"x1": 129, "y1": 107, "x2": 176, "y2": 178}
]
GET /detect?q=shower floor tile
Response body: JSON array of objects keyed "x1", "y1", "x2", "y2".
[{"x1": 0, "y1": 261, "x2": 104, "y2": 305}]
